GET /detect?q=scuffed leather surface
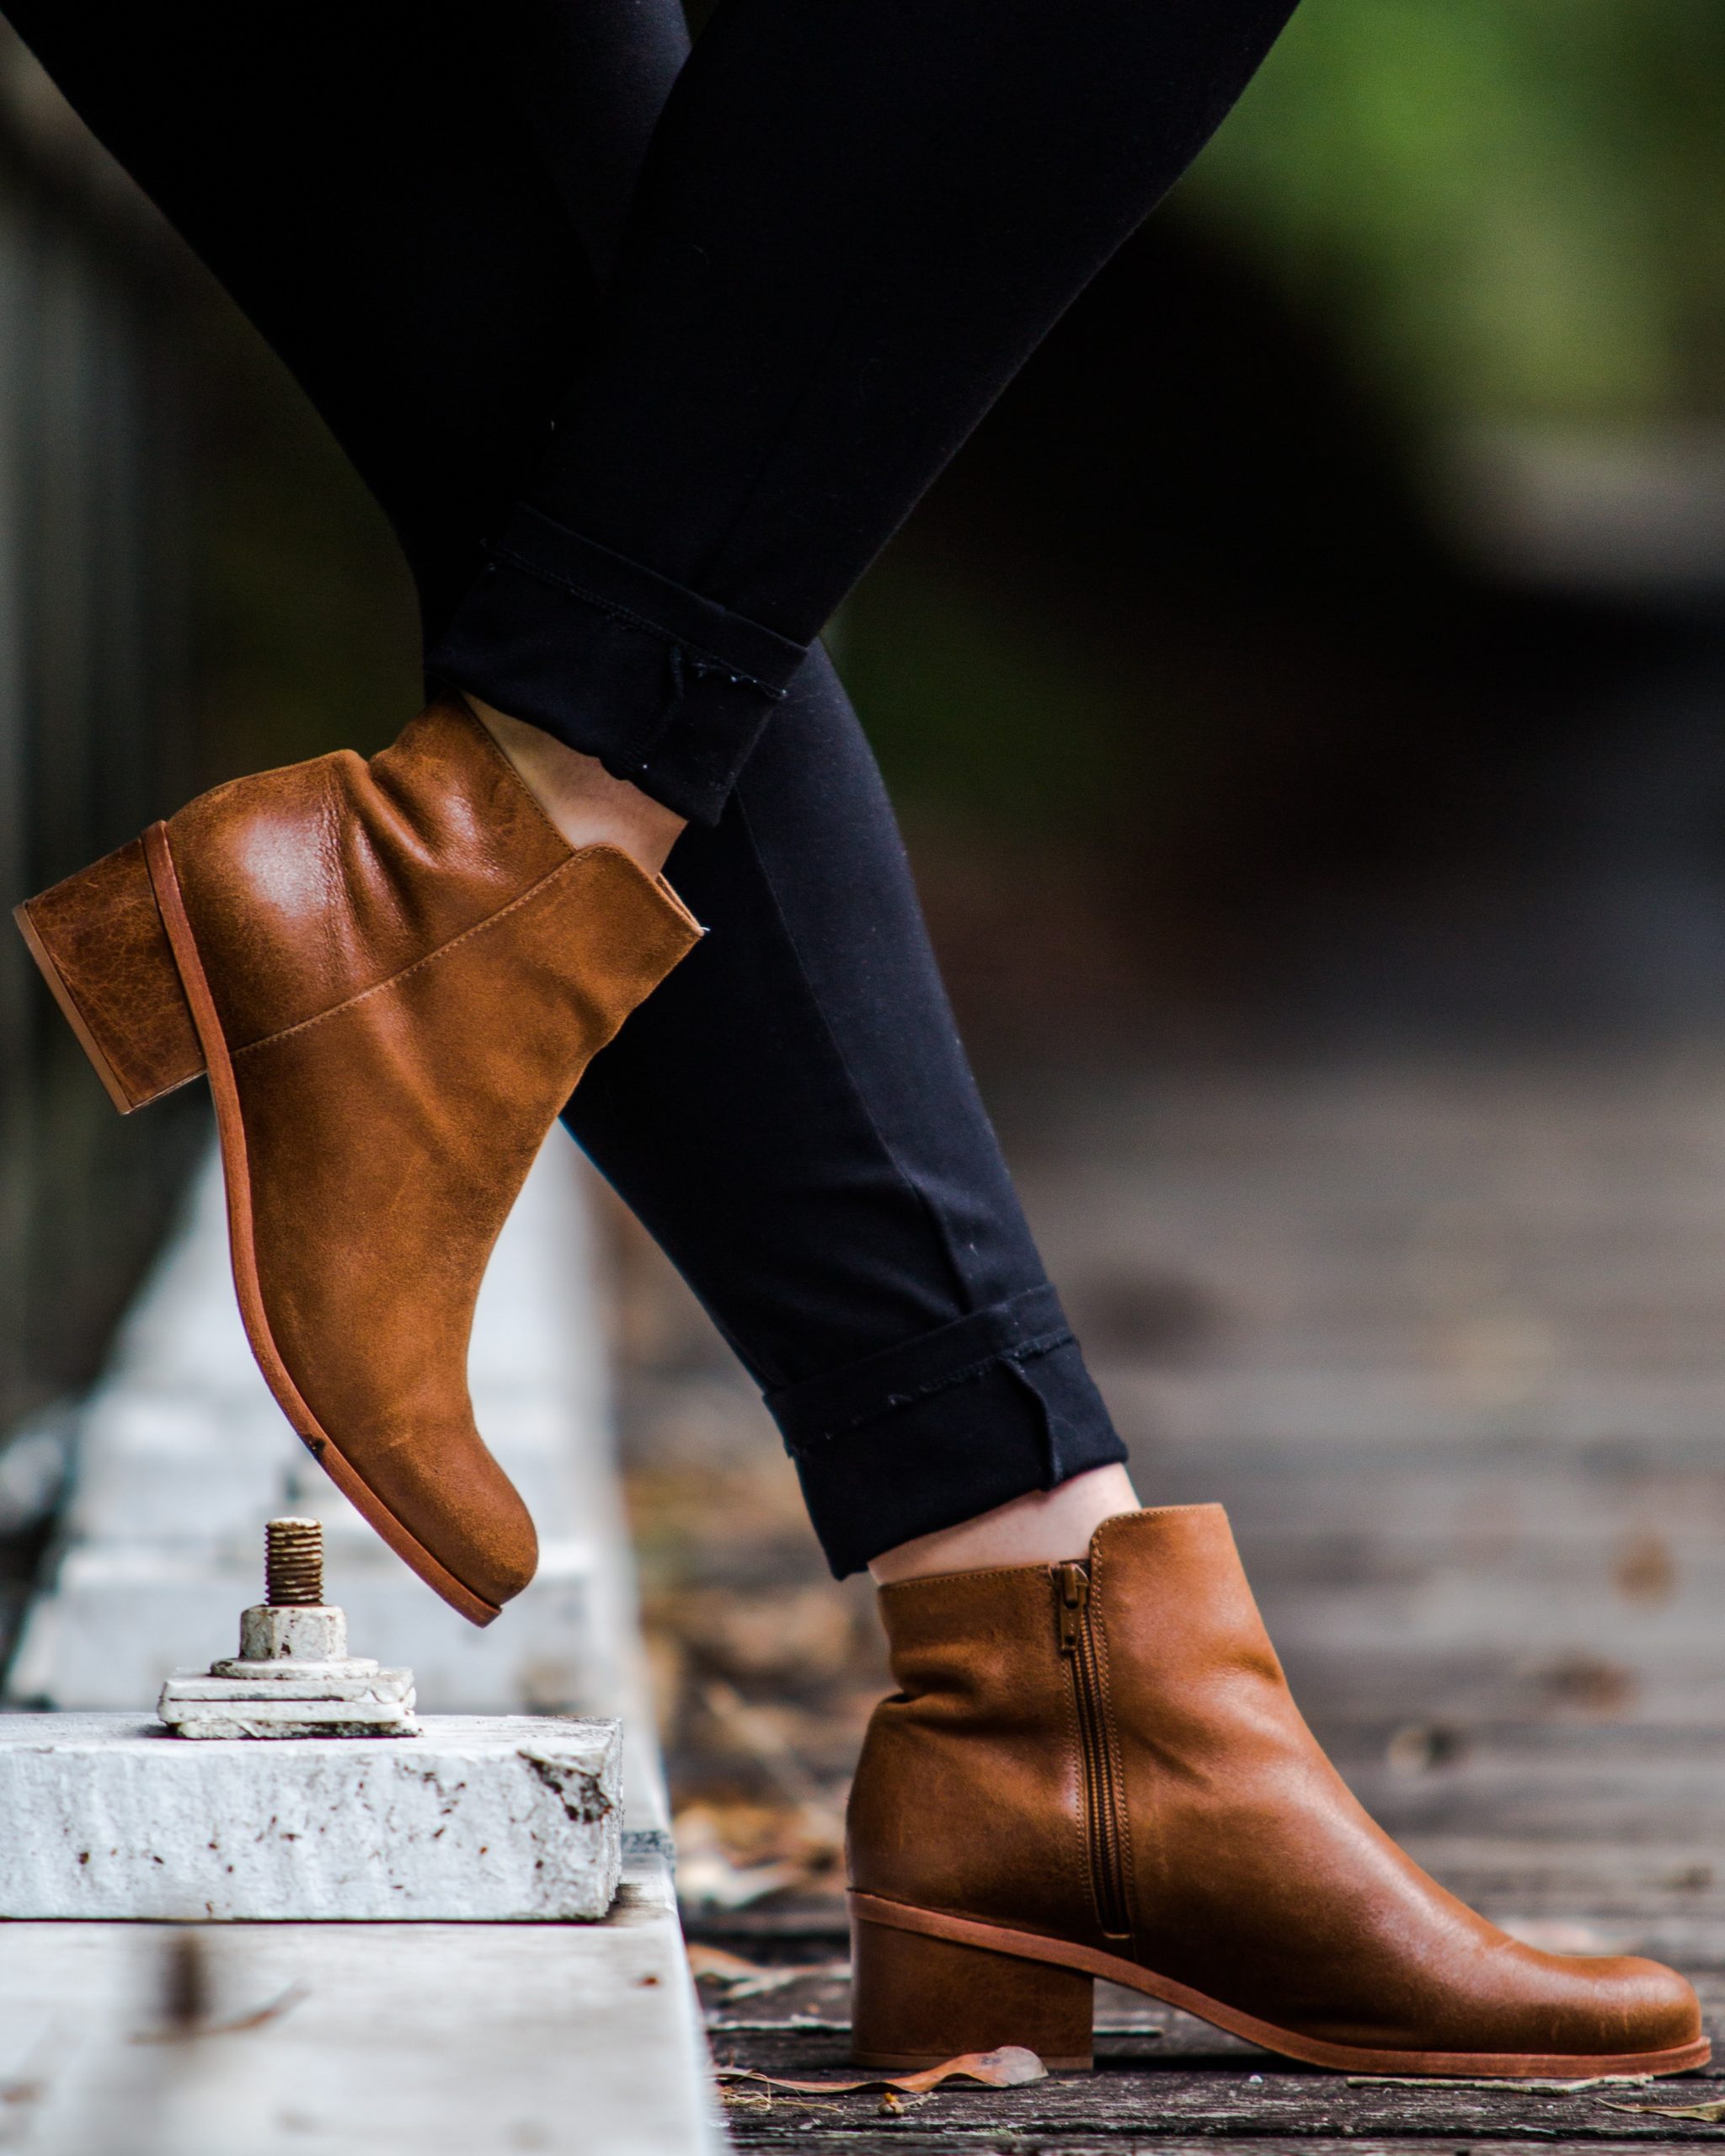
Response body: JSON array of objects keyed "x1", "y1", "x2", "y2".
[
  {"x1": 173, "y1": 694, "x2": 701, "y2": 1606},
  {"x1": 25, "y1": 835, "x2": 202, "y2": 1105},
  {"x1": 850, "y1": 1564, "x2": 1094, "y2": 1945},
  {"x1": 170, "y1": 696, "x2": 575, "y2": 1052},
  {"x1": 850, "y1": 1503, "x2": 1701, "y2": 2059}
]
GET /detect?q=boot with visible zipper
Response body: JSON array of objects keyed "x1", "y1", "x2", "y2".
[
  {"x1": 847, "y1": 1503, "x2": 1706, "y2": 2077},
  {"x1": 14, "y1": 691, "x2": 702, "y2": 1623}
]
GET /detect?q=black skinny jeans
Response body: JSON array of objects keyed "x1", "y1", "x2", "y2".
[{"x1": 8, "y1": 0, "x2": 1296, "y2": 1575}]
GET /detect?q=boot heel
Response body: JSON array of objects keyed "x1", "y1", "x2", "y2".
[
  {"x1": 15, "y1": 833, "x2": 204, "y2": 1113},
  {"x1": 851, "y1": 1908, "x2": 1094, "y2": 2072}
]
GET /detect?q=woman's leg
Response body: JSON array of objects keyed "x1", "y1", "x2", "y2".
[
  {"x1": 5, "y1": 2, "x2": 1128, "y2": 1575},
  {"x1": 19, "y1": 16, "x2": 1706, "y2": 2071},
  {"x1": 428, "y1": 0, "x2": 1302, "y2": 822},
  {"x1": 567, "y1": 645, "x2": 1131, "y2": 1575}
]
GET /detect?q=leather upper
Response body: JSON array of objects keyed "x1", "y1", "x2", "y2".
[
  {"x1": 166, "y1": 693, "x2": 702, "y2": 1606},
  {"x1": 170, "y1": 698, "x2": 578, "y2": 1052},
  {"x1": 850, "y1": 1503, "x2": 1701, "y2": 2059}
]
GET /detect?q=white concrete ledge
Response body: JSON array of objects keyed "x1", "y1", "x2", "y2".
[
  {"x1": 0, "y1": 1865, "x2": 718, "y2": 2155},
  {"x1": 0, "y1": 1713, "x2": 622, "y2": 1921}
]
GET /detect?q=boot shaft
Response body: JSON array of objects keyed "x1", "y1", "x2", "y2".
[
  {"x1": 168, "y1": 694, "x2": 577, "y2": 1051},
  {"x1": 850, "y1": 1504, "x2": 1705, "y2": 2063},
  {"x1": 848, "y1": 1505, "x2": 1287, "y2": 1940}
]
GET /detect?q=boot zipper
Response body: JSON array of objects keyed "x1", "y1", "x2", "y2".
[{"x1": 1055, "y1": 1561, "x2": 1131, "y2": 1940}]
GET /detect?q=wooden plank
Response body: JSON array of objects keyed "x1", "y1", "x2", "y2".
[
  {"x1": 713, "y1": 2031, "x2": 1725, "y2": 2146},
  {"x1": 0, "y1": 1861, "x2": 717, "y2": 2156},
  {"x1": 633, "y1": 1054, "x2": 1725, "y2": 2150}
]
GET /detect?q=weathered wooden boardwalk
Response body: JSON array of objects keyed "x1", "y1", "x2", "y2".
[{"x1": 630, "y1": 1051, "x2": 1725, "y2": 2149}]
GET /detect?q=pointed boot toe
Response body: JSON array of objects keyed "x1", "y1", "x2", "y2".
[
  {"x1": 847, "y1": 1504, "x2": 1710, "y2": 2079},
  {"x1": 17, "y1": 694, "x2": 701, "y2": 1623}
]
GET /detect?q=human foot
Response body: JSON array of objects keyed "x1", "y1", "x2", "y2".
[
  {"x1": 461, "y1": 691, "x2": 686, "y2": 874},
  {"x1": 14, "y1": 693, "x2": 702, "y2": 1621},
  {"x1": 868, "y1": 1463, "x2": 1140, "y2": 1583},
  {"x1": 848, "y1": 1503, "x2": 1706, "y2": 2076}
]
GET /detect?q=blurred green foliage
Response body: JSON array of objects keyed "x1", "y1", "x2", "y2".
[
  {"x1": 1188, "y1": 0, "x2": 1725, "y2": 424},
  {"x1": 843, "y1": 5, "x2": 1725, "y2": 860}
]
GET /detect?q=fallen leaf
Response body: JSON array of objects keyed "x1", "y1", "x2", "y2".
[
  {"x1": 713, "y1": 2046, "x2": 1045, "y2": 2095},
  {"x1": 687, "y1": 1944, "x2": 847, "y2": 1999},
  {"x1": 673, "y1": 1801, "x2": 831, "y2": 1912},
  {"x1": 1599, "y1": 2098, "x2": 1725, "y2": 2124}
]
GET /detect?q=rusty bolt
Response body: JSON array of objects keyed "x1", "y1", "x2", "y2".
[{"x1": 265, "y1": 1517, "x2": 323, "y2": 1608}]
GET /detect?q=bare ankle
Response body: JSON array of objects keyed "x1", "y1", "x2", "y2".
[
  {"x1": 868, "y1": 1465, "x2": 1140, "y2": 1585},
  {"x1": 462, "y1": 692, "x2": 686, "y2": 876}
]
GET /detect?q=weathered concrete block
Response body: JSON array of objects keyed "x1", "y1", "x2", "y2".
[
  {"x1": 229, "y1": 1603, "x2": 350, "y2": 1662},
  {"x1": 157, "y1": 1670, "x2": 418, "y2": 1740},
  {"x1": 0, "y1": 1713, "x2": 622, "y2": 1920},
  {"x1": 157, "y1": 1585, "x2": 421, "y2": 1738}
]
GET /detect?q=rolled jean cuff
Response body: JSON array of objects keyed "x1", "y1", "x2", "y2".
[
  {"x1": 766, "y1": 1284, "x2": 1129, "y2": 1578},
  {"x1": 425, "y1": 504, "x2": 810, "y2": 825}
]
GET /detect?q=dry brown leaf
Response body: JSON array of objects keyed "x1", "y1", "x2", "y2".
[
  {"x1": 688, "y1": 1944, "x2": 770, "y2": 1982},
  {"x1": 686, "y1": 1944, "x2": 847, "y2": 1998},
  {"x1": 713, "y1": 2045, "x2": 1046, "y2": 2095},
  {"x1": 673, "y1": 1805, "x2": 809, "y2": 1911}
]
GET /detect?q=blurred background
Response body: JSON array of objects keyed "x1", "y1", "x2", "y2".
[{"x1": 6, "y1": 3, "x2": 1725, "y2": 1937}]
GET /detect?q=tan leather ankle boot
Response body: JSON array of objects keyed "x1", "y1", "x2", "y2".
[
  {"x1": 847, "y1": 1504, "x2": 1706, "y2": 2076},
  {"x1": 16, "y1": 693, "x2": 700, "y2": 1623}
]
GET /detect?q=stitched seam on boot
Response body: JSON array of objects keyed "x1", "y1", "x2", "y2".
[{"x1": 229, "y1": 851, "x2": 603, "y2": 1059}]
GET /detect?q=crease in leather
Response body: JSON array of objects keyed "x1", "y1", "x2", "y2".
[
  {"x1": 169, "y1": 696, "x2": 579, "y2": 1054},
  {"x1": 228, "y1": 846, "x2": 618, "y2": 1060}
]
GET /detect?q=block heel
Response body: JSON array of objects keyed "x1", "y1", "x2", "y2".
[
  {"x1": 850, "y1": 1903, "x2": 1094, "y2": 2072},
  {"x1": 14, "y1": 828, "x2": 205, "y2": 1113}
]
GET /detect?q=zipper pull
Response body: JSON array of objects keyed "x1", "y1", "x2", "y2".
[{"x1": 1055, "y1": 1561, "x2": 1090, "y2": 1655}]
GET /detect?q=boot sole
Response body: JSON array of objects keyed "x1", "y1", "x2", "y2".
[
  {"x1": 17, "y1": 823, "x2": 503, "y2": 1629},
  {"x1": 849, "y1": 1892, "x2": 1712, "y2": 2078}
]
